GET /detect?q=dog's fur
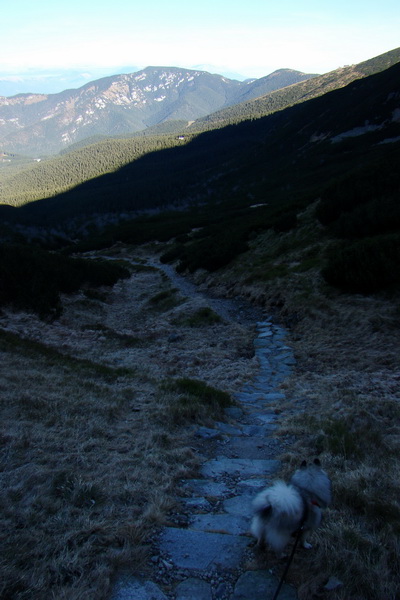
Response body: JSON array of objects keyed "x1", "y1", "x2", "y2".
[{"x1": 250, "y1": 459, "x2": 332, "y2": 555}]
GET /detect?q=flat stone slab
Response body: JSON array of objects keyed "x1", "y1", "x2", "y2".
[
  {"x1": 251, "y1": 412, "x2": 281, "y2": 426},
  {"x1": 234, "y1": 391, "x2": 272, "y2": 404},
  {"x1": 232, "y1": 570, "x2": 297, "y2": 600},
  {"x1": 253, "y1": 375, "x2": 277, "y2": 387},
  {"x1": 175, "y1": 578, "x2": 212, "y2": 600},
  {"x1": 160, "y1": 527, "x2": 249, "y2": 570},
  {"x1": 223, "y1": 494, "x2": 254, "y2": 517},
  {"x1": 190, "y1": 513, "x2": 249, "y2": 535},
  {"x1": 214, "y1": 421, "x2": 244, "y2": 435},
  {"x1": 201, "y1": 457, "x2": 280, "y2": 478},
  {"x1": 181, "y1": 479, "x2": 229, "y2": 497},
  {"x1": 111, "y1": 577, "x2": 168, "y2": 600},
  {"x1": 258, "y1": 330, "x2": 273, "y2": 338},
  {"x1": 224, "y1": 407, "x2": 244, "y2": 419},
  {"x1": 195, "y1": 426, "x2": 222, "y2": 439},
  {"x1": 222, "y1": 436, "x2": 277, "y2": 459},
  {"x1": 181, "y1": 497, "x2": 212, "y2": 511},
  {"x1": 236, "y1": 478, "x2": 268, "y2": 492},
  {"x1": 240, "y1": 422, "x2": 278, "y2": 435}
]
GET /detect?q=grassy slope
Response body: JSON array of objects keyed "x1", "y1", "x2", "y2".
[
  {"x1": 0, "y1": 253, "x2": 256, "y2": 600},
  {"x1": 1, "y1": 217, "x2": 399, "y2": 599},
  {"x1": 196, "y1": 204, "x2": 400, "y2": 599}
]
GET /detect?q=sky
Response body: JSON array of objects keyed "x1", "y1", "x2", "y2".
[{"x1": 1, "y1": 0, "x2": 399, "y2": 95}]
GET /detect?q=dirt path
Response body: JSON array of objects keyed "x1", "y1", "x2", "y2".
[{"x1": 146, "y1": 258, "x2": 264, "y2": 326}]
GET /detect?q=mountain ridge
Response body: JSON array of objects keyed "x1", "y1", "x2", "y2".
[
  {"x1": 187, "y1": 46, "x2": 400, "y2": 131},
  {"x1": 1, "y1": 47, "x2": 399, "y2": 210},
  {"x1": 2, "y1": 58, "x2": 398, "y2": 235},
  {"x1": 0, "y1": 67, "x2": 316, "y2": 155}
]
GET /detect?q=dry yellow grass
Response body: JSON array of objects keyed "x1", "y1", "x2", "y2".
[
  {"x1": 0, "y1": 250, "x2": 257, "y2": 600},
  {"x1": 281, "y1": 291, "x2": 400, "y2": 600},
  {"x1": 199, "y1": 213, "x2": 400, "y2": 600},
  {"x1": 2, "y1": 224, "x2": 399, "y2": 599}
]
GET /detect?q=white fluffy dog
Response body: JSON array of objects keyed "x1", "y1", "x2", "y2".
[{"x1": 251, "y1": 459, "x2": 332, "y2": 555}]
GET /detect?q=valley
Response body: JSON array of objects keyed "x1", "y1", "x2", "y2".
[
  {"x1": 0, "y1": 46, "x2": 400, "y2": 600},
  {"x1": 0, "y1": 67, "x2": 316, "y2": 156}
]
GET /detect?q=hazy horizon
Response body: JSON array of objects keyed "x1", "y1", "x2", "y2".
[{"x1": 1, "y1": 0, "x2": 400, "y2": 96}]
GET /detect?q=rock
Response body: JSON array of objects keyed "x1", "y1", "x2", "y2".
[
  {"x1": 160, "y1": 528, "x2": 249, "y2": 569},
  {"x1": 224, "y1": 407, "x2": 244, "y2": 419},
  {"x1": 214, "y1": 421, "x2": 243, "y2": 435},
  {"x1": 232, "y1": 570, "x2": 297, "y2": 600},
  {"x1": 195, "y1": 426, "x2": 222, "y2": 439},
  {"x1": 234, "y1": 391, "x2": 270, "y2": 404},
  {"x1": 324, "y1": 576, "x2": 344, "y2": 591},
  {"x1": 175, "y1": 577, "x2": 212, "y2": 599},
  {"x1": 201, "y1": 457, "x2": 280, "y2": 478},
  {"x1": 182, "y1": 479, "x2": 229, "y2": 497},
  {"x1": 223, "y1": 494, "x2": 254, "y2": 517},
  {"x1": 222, "y1": 437, "x2": 276, "y2": 459},
  {"x1": 182, "y1": 497, "x2": 212, "y2": 511},
  {"x1": 190, "y1": 512, "x2": 249, "y2": 535},
  {"x1": 111, "y1": 577, "x2": 168, "y2": 600},
  {"x1": 215, "y1": 581, "x2": 229, "y2": 597},
  {"x1": 236, "y1": 478, "x2": 267, "y2": 492}
]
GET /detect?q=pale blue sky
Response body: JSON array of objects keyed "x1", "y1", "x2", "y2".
[{"x1": 1, "y1": 0, "x2": 399, "y2": 94}]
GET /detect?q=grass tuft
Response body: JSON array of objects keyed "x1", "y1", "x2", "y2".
[
  {"x1": 180, "y1": 306, "x2": 222, "y2": 327},
  {"x1": 160, "y1": 377, "x2": 232, "y2": 424},
  {"x1": 147, "y1": 288, "x2": 185, "y2": 312}
]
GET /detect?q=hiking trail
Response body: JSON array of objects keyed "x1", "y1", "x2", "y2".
[{"x1": 111, "y1": 256, "x2": 298, "y2": 600}]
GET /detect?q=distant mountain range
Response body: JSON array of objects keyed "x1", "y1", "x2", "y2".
[
  {"x1": 0, "y1": 67, "x2": 316, "y2": 155},
  {"x1": 1, "y1": 47, "x2": 400, "y2": 211},
  {"x1": 3, "y1": 52, "x2": 398, "y2": 231}
]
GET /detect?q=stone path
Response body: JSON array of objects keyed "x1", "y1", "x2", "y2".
[{"x1": 111, "y1": 319, "x2": 298, "y2": 600}]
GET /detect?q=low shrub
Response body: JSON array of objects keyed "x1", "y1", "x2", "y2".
[
  {"x1": 322, "y1": 234, "x2": 400, "y2": 293},
  {"x1": 176, "y1": 234, "x2": 249, "y2": 273},
  {"x1": 147, "y1": 288, "x2": 184, "y2": 312},
  {"x1": 161, "y1": 377, "x2": 232, "y2": 423},
  {"x1": 0, "y1": 243, "x2": 130, "y2": 316},
  {"x1": 183, "y1": 307, "x2": 222, "y2": 327},
  {"x1": 331, "y1": 195, "x2": 400, "y2": 239}
]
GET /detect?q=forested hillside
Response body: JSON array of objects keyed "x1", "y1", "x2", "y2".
[
  {"x1": 0, "y1": 134, "x2": 194, "y2": 206},
  {"x1": 1, "y1": 59, "x2": 398, "y2": 227},
  {"x1": 189, "y1": 46, "x2": 400, "y2": 129},
  {"x1": 1, "y1": 47, "x2": 399, "y2": 209},
  {"x1": 0, "y1": 66, "x2": 316, "y2": 156},
  {"x1": 0, "y1": 58, "x2": 399, "y2": 315}
]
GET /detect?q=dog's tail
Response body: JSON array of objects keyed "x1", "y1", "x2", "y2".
[
  {"x1": 253, "y1": 481, "x2": 304, "y2": 521},
  {"x1": 251, "y1": 481, "x2": 305, "y2": 552}
]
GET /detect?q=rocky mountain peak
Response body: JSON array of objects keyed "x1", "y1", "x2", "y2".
[{"x1": 0, "y1": 67, "x2": 316, "y2": 155}]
